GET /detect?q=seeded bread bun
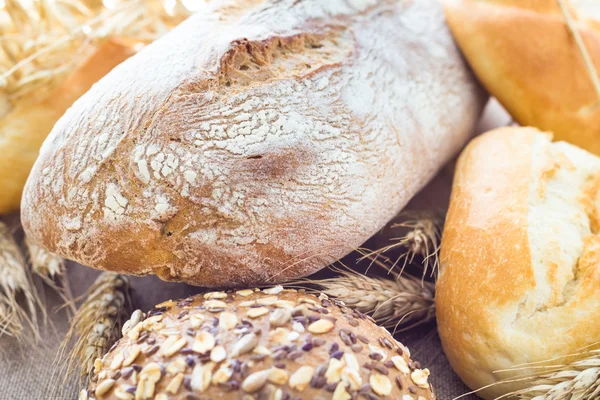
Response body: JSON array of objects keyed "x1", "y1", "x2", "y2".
[
  {"x1": 84, "y1": 287, "x2": 435, "y2": 400},
  {"x1": 21, "y1": 0, "x2": 485, "y2": 287},
  {"x1": 436, "y1": 127, "x2": 600, "y2": 399}
]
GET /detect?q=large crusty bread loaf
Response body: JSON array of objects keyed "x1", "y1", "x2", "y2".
[
  {"x1": 436, "y1": 127, "x2": 600, "y2": 399},
  {"x1": 21, "y1": 0, "x2": 485, "y2": 287},
  {"x1": 444, "y1": 0, "x2": 600, "y2": 155}
]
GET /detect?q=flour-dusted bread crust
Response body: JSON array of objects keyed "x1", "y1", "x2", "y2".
[
  {"x1": 22, "y1": 0, "x2": 485, "y2": 286},
  {"x1": 437, "y1": 127, "x2": 600, "y2": 399},
  {"x1": 85, "y1": 288, "x2": 435, "y2": 400}
]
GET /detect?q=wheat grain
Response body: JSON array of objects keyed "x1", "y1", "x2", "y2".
[
  {"x1": 361, "y1": 211, "x2": 444, "y2": 280},
  {"x1": 298, "y1": 264, "x2": 435, "y2": 333},
  {"x1": 57, "y1": 272, "x2": 132, "y2": 384},
  {"x1": 0, "y1": 220, "x2": 40, "y2": 340},
  {"x1": 26, "y1": 236, "x2": 64, "y2": 278}
]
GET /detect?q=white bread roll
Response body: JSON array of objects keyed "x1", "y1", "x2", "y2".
[
  {"x1": 436, "y1": 127, "x2": 600, "y2": 399},
  {"x1": 84, "y1": 288, "x2": 435, "y2": 400},
  {"x1": 21, "y1": 0, "x2": 485, "y2": 286}
]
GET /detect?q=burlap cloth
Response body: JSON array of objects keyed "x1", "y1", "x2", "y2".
[{"x1": 0, "y1": 101, "x2": 509, "y2": 399}]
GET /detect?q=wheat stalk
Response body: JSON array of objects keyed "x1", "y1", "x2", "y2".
[
  {"x1": 360, "y1": 211, "x2": 444, "y2": 280},
  {"x1": 0, "y1": 296, "x2": 20, "y2": 337},
  {"x1": 556, "y1": 0, "x2": 600, "y2": 111},
  {"x1": 57, "y1": 272, "x2": 132, "y2": 384},
  {"x1": 26, "y1": 236, "x2": 65, "y2": 278},
  {"x1": 484, "y1": 349, "x2": 600, "y2": 400},
  {"x1": 0, "y1": 0, "x2": 193, "y2": 102},
  {"x1": 297, "y1": 261, "x2": 436, "y2": 333},
  {"x1": 455, "y1": 347, "x2": 600, "y2": 400},
  {"x1": 25, "y1": 236, "x2": 75, "y2": 314},
  {"x1": 0, "y1": 220, "x2": 41, "y2": 341}
]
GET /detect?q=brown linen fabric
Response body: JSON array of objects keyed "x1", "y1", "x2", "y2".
[{"x1": 0, "y1": 100, "x2": 509, "y2": 400}]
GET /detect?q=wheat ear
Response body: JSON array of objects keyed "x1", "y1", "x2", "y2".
[
  {"x1": 361, "y1": 211, "x2": 444, "y2": 280},
  {"x1": 25, "y1": 236, "x2": 75, "y2": 313},
  {"x1": 57, "y1": 272, "x2": 132, "y2": 384},
  {"x1": 297, "y1": 263, "x2": 435, "y2": 333},
  {"x1": 489, "y1": 349, "x2": 600, "y2": 400},
  {"x1": 0, "y1": 0, "x2": 193, "y2": 102},
  {"x1": 0, "y1": 220, "x2": 41, "y2": 341}
]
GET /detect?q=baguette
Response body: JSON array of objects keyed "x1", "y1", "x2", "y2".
[
  {"x1": 444, "y1": 0, "x2": 600, "y2": 154},
  {"x1": 22, "y1": 0, "x2": 485, "y2": 286}
]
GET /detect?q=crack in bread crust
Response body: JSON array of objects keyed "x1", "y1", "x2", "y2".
[
  {"x1": 217, "y1": 30, "x2": 353, "y2": 87},
  {"x1": 524, "y1": 138, "x2": 600, "y2": 317}
]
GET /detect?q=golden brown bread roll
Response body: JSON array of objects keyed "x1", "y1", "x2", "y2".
[
  {"x1": 436, "y1": 127, "x2": 600, "y2": 399},
  {"x1": 0, "y1": 39, "x2": 136, "y2": 214},
  {"x1": 83, "y1": 287, "x2": 435, "y2": 400},
  {"x1": 21, "y1": 0, "x2": 485, "y2": 287},
  {"x1": 444, "y1": 0, "x2": 600, "y2": 154}
]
